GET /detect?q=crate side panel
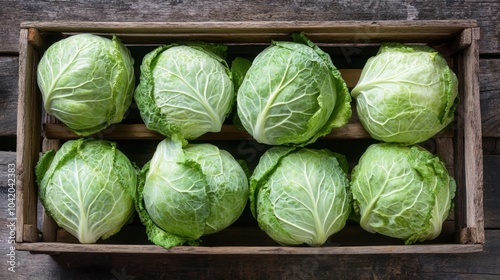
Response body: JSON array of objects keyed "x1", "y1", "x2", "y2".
[
  {"x1": 16, "y1": 28, "x2": 42, "y2": 243},
  {"x1": 462, "y1": 27, "x2": 484, "y2": 243}
]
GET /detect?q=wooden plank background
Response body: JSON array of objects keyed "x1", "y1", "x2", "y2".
[{"x1": 0, "y1": 0, "x2": 499, "y2": 279}]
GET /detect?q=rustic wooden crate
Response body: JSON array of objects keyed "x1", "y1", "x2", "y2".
[{"x1": 16, "y1": 21, "x2": 483, "y2": 255}]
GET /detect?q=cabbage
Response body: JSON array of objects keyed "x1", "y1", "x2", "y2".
[
  {"x1": 35, "y1": 139, "x2": 138, "y2": 243},
  {"x1": 37, "y1": 34, "x2": 135, "y2": 136},
  {"x1": 136, "y1": 136, "x2": 249, "y2": 248},
  {"x1": 350, "y1": 143, "x2": 456, "y2": 244},
  {"x1": 249, "y1": 147, "x2": 351, "y2": 246},
  {"x1": 134, "y1": 43, "x2": 234, "y2": 140},
  {"x1": 237, "y1": 33, "x2": 351, "y2": 146},
  {"x1": 351, "y1": 43, "x2": 458, "y2": 144}
]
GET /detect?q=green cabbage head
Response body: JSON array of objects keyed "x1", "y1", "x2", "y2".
[
  {"x1": 249, "y1": 147, "x2": 351, "y2": 246},
  {"x1": 134, "y1": 43, "x2": 234, "y2": 140},
  {"x1": 351, "y1": 43, "x2": 458, "y2": 144},
  {"x1": 37, "y1": 34, "x2": 135, "y2": 136},
  {"x1": 237, "y1": 33, "x2": 351, "y2": 146},
  {"x1": 35, "y1": 139, "x2": 138, "y2": 243},
  {"x1": 136, "y1": 136, "x2": 249, "y2": 248},
  {"x1": 350, "y1": 143, "x2": 456, "y2": 245}
]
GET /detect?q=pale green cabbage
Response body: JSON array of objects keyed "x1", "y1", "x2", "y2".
[
  {"x1": 37, "y1": 34, "x2": 135, "y2": 136},
  {"x1": 237, "y1": 33, "x2": 351, "y2": 146},
  {"x1": 351, "y1": 43, "x2": 458, "y2": 144},
  {"x1": 134, "y1": 43, "x2": 234, "y2": 140},
  {"x1": 350, "y1": 143, "x2": 456, "y2": 244},
  {"x1": 136, "y1": 136, "x2": 249, "y2": 248},
  {"x1": 249, "y1": 147, "x2": 351, "y2": 246},
  {"x1": 35, "y1": 139, "x2": 137, "y2": 243}
]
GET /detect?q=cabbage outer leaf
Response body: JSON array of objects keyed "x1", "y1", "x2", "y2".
[
  {"x1": 351, "y1": 43, "x2": 458, "y2": 144},
  {"x1": 250, "y1": 147, "x2": 351, "y2": 246},
  {"x1": 36, "y1": 139, "x2": 137, "y2": 243},
  {"x1": 237, "y1": 33, "x2": 351, "y2": 146},
  {"x1": 137, "y1": 136, "x2": 249, "y2": 248},
  {"x1": 37, "y1": 34, "x2": 135, "y2": 136},
  {"x1": 142, "y1": 137, "x2": 209, "y2": 241},
  {"x1": 350, "y1": 143, "x2": 456, "y2": 244},
  {"x1": 134, "y1": 44, "x2": 234, "y2": 140}
]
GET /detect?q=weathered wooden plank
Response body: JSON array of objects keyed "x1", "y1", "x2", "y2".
[
  {"x1": 18, "y1": 21, "x2": 478, "y2": 51},
  {"x1": 0, "y1": 152, "x2": 16, "y2": 187},
  {"x1": 0, "y1": 1, "x2": 499, "y2": 53},
  {"x1": 480, "y1": 59, "x2": 500, "y2": 138},
  {"x1": 42, "y1": 122, "x2": 456, "y2": 141},
  {"x1": 461, "y1": 27, "x2": 484, "y2": 243},
  {"x1": 484, "y1": 155, "x2": 500, "y2": 229},
  {"x1": 16, "y1": 29, "x2": 42, "y2": 243},
  {"x1": 0, "y1": 56, "x2": 18, "y2": 137},
  {"x1": 15, "y1": 242, "x2": 484, "y2": 255},
  {"x1": 19, "y1": 20, "x2": 476, "y2": 35},
  {"x1": 417, "y1": 232, "x2": 500, "y2": 277},
  {"x1": 42, "y1": 122, "x2": 376, "y2": 141},
  {"x1": 483, "y1": 138, "x2": 500, "y2": 155}
]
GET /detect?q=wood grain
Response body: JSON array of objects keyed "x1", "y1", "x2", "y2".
[
  {"x1": 15, "y1": 242, "x2": 484, "y2": 255},
  {"x1": 16, "y1": 28, "x2": 41, "y2": 243},
  {"x1": 0, "y1": 57, "x2": 18, "y2": 137},
  {"x1": 20, "y1": 20, "x2": 477, "y2": 31},
  {"x1": 42, "y1": 123, "x2": 379, "y2": 141},
  {"x1": 461, "y1": 27, "x2": 484, "y2": 243},
  {"x1": 0, "y1": 1, "x2": 499, "y2": 53},
  {"x1": 480, "y1": 59, "x2": 500, "y2": 138},
  {"x1": 484, "y1": 155, "x2": 500, "y2": 229}
]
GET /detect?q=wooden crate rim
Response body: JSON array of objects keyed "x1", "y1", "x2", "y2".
[
  {"x1": 17, "y1": 242, "x2": 484, "y2": 255},
  {"x1": 20, "y1": 20, "x2": 478, "y2": 33}
]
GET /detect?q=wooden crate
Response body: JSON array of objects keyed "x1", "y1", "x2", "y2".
[{"x1": 16, "y1": 21, "x2": 483, "y2": 255}]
